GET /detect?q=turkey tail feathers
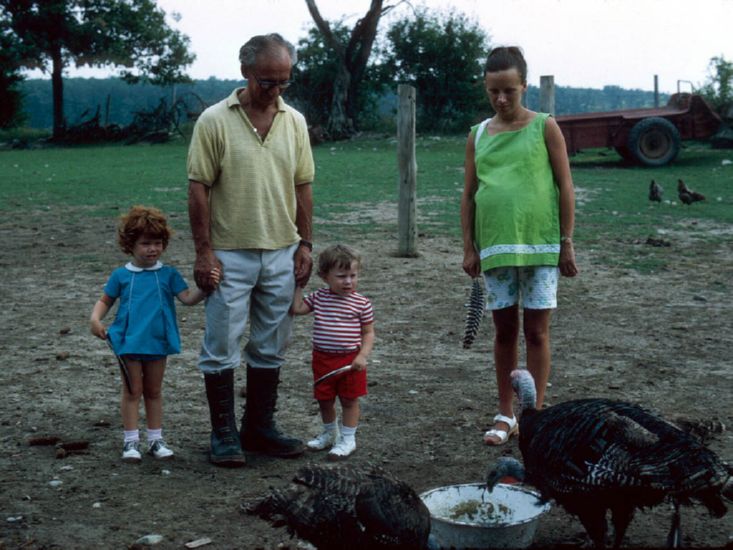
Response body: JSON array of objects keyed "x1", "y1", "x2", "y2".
[{"x1": 463, "y1": 278, "x2": 486, "y2": 349}]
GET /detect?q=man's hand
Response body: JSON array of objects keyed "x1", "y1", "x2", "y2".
[
  {"x1": 194, "y1": 250, "x2": 223, "y2": 293},
  {"x1": 294, "y1": 245, "x2": 312, "y2": 287}
]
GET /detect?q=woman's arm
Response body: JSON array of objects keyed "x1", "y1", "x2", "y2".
[
  {"x1": 545, "y1": 117, "x2": 578, "y2": 277},
  {"x1": 461, "y1": 130, "x2": 481, "y2": 278}
]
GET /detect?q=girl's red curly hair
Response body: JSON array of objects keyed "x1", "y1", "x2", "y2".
[{"x1": 117, "y1": 205, "x2": 172, "y2": 255}]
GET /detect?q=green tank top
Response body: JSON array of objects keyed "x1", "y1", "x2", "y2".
[{"x1": 473, "y1": 113, "x2": 560, "y2": 271}]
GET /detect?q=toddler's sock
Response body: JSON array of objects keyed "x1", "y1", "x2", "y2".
[
  {"x1": 123, "y1": 429, "x2": 140, "y2": 443},
  {"x1": 340, "y1": 424, "x2": 357, "y2": 442},
  {"x1": 146, "y1": 428, "x2": 163, "y2": 442}
]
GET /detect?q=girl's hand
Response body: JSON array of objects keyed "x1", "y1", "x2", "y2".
[
  {"x1": 559, "y1": 241, "x2": 579, "y2": 277},
  {"x1": 209, "y1": 267, "x2": 221, "y2": 289},
  {"x1": 90, "y1": 320, "x2": 107, "y2": 340}
]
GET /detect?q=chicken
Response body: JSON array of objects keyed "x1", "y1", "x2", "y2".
[
  {"x1": 649, "y1": 179, "x2": 663, "y2": 202},
  {"x1": 678, "y1": 179, "x2": 705, "y2": 204}
]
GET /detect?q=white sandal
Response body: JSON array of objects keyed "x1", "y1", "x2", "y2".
[{"x1": 483, "y1": 413, "x2": 519, "y2": 446}]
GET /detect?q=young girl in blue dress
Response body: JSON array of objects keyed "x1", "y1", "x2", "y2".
[{"x1": 90, "y1": 206, "x2": 218, "y2": 462}]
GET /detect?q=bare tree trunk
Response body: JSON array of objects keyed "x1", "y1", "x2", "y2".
[
  {"x1": 328, "y1": 66, "x2": 353, "y2": 139},
  {"x1": 304, "y1": 0, "x2": 386, "y2": 139},
  {"x1": 51, "y1": 46, "x2": 65, "y2": 139}
]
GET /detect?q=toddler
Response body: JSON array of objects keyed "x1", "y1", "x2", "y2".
[{"x1": 291, "y1": 244, "x2": 374, "y2": 460}]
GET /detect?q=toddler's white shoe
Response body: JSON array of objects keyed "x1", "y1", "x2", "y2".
[
  {"x1": 307, "y1": 429, "x2": 339, "y2": 451},
  {"x1": 121, "y1": 441, "x2": 142, "y2": 463},
  {"x1": 327, "y1": 436, "x2": 356, "y2": 461},
  {"x1": 148, "y1": 439, "x2": 174, "y2": 460}
]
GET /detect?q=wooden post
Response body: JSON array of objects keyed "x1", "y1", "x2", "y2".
[
  {"x1": 397, "y1": 84, "x2": 417, "y2": 257},
  {"x1": 539, "y1": 75, "x2": 555, "y2": 115}
]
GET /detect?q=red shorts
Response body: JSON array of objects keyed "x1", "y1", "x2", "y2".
[{"x1": 312, "y1": 349, "x2": 367, "y2": 401}]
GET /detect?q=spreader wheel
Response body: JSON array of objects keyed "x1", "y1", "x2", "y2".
[{"x1": 627, "y1": 117, "x2": 681, "y2": 167}]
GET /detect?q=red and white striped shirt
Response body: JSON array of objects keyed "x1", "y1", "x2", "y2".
[{"x1": 303, "y1": 288, "x2": 374, "y2": 352}]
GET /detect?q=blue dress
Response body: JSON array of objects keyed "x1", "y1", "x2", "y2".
[{"x1": 104, "y1": 261, "x2": 188, "y2": 356}]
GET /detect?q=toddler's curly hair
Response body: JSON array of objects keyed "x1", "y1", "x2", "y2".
[
  {"x1": 317, "y1": 244, "x2": 362, "y2": 277},
  {"x1": 117, "y1": 205, "x2": 172, "y2": 255}
]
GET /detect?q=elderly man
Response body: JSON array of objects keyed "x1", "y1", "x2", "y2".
[{"x1": 187, "y1": 33, "x2": 314, "y2": 467}]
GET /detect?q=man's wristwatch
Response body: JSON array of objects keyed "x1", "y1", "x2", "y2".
[{"x1": 299, "y1": 239, "x2": 313, "y2": 251}]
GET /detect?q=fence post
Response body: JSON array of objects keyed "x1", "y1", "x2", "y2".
[
  {"x1": 397, "y1": 84, "x2": 417, "y2": 257},
  {"x1": 539, "y1": 75, "x2": 555, "y2": 115}
]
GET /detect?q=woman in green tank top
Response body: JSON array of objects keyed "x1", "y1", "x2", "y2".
[{"x1": 460, "y1": 46, "x2": 578, "y2": 446}]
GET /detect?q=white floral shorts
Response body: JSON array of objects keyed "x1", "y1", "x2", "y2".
[{"x1": 482, "y1": 266, "x2": 559, "y2": 310}]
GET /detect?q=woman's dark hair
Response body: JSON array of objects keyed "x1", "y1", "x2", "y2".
[{"x1": 483, "y1": 46, "x2": 527, "y2": 84}]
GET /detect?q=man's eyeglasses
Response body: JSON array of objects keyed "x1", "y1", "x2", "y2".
[{"x1": 253, "y1": 75, "x2": 292, "y2": 90}]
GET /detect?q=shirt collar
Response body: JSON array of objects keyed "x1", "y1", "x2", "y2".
[
  {"x1": 125, "y1": 261, "x2": 163, "y2": 272},
  {"x1": 227, "y1": 88, "x2": 286, "y2": 112}
]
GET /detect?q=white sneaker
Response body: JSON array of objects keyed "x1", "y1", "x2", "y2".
[
  {"x1": 148, "y1": 439, "x2": 174, "y2": 460},
  {"x1": 307, "y1": 429, "x2": 339, "y2": 451},
  {"x1": 122, "y1": 441, "x2": 142, "y2": 463},
  {"x1": 327, "y1": 436, "x2": 356, "y2": 461}
]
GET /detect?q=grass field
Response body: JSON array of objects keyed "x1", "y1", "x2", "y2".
[{"x1": 1, "y1": 135, "x2": 731, "y2": 273}]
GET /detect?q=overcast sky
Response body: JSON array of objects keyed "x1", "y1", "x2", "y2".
[{"x1": 41, "y1": 0, "x2": 733, "y2": 94}]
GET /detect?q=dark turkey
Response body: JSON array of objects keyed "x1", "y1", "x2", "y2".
[
  {"x1": 244, "y1": 463, "x2": 431, "y2": 549},
  {"x1": 486, "y1": 369, "x2": 732, "y2": 548}
]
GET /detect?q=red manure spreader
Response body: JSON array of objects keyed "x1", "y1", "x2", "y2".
[{"x1": 556, "y1": 93, "x2": 722, "y2": 166}]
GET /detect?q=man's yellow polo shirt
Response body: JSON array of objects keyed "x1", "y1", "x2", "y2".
[{"x1": 187, "y1": 89, "x2": 315, "y2": 250}]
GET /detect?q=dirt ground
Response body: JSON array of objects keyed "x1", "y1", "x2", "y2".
[{"x1": 1, "y1": 205, "x2": 731, "y2": 550}]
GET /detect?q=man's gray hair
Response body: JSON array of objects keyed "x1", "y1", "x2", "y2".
[{"x1": 239, "y1": 33, "x2": 297, "y2": 69}]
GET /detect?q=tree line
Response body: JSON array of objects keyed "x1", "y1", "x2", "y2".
[
  {"x1": 18, "y1": 76, "x2": 666, "y2": 133},
  {"x1": 3, "y1": 1, "x2": 728, "y2": 141}
]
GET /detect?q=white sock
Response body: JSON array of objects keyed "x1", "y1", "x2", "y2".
[
  {"x1": 322, "y1": 421, "x2": 337, "y2": 433},
  {"x1": 146, "y1": 428, "x2": 162, "y2": 442},
  {"x1": 123, "y1": 429, "x2": 139, "y2": 443},
  {"x1": 340, "y1": 425, "x2": 357, "y2": 440}
]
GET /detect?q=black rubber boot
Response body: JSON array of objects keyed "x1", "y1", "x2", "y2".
[
  {"x1": 240, "y1": 365, "x2": 305, "y2": 457},
  {"x1": 204, "y1": 370, "x2": 246, "y2": 467}
]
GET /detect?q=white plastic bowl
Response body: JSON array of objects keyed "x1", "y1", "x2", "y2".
[{"x1": 420, "y1": 483, "x2": 550, "y2": 549}]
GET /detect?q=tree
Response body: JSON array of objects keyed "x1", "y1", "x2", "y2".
[
  {"x1": 304, "y1": 0, "x2": 400, "y2": 139},
  {"x1": 699, "y1": 55, "x2": 733, "y2": 117},
  {"x1": 0, "y1": 11, "x2": 25, "y2": 128},
  {"x1": 1, "y1": 0, "x2": 194, "y2": 138},
  {"x1": 290, "y1": 23, "x2": 385, "y2": 133},
  {"x1": 380, "y1": 8, "x2": 489, "y2": 133}
]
